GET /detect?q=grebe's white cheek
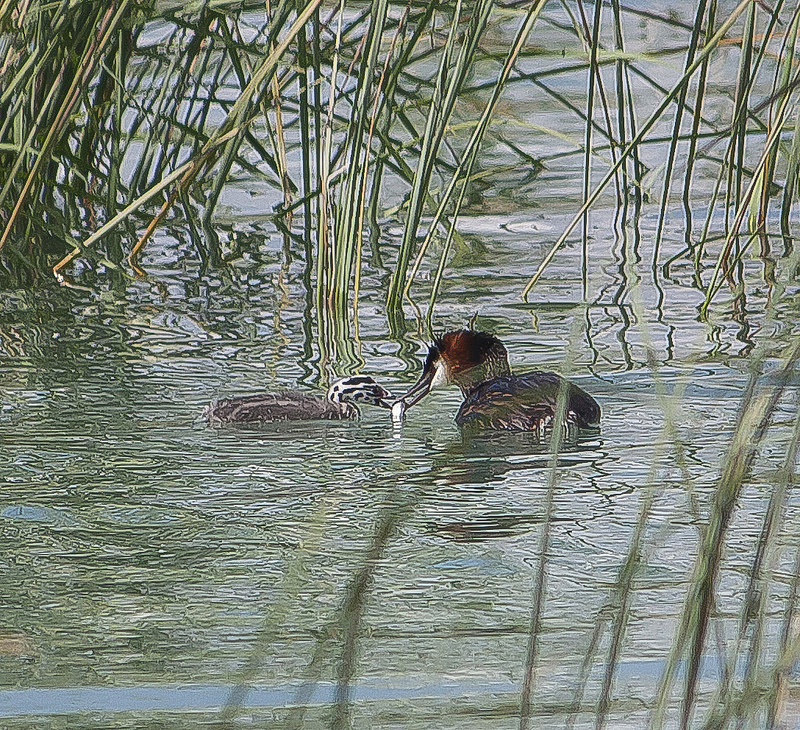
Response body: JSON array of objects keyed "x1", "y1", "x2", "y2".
[{"x1": 430, "y1": 360, "x2": 449, "y2": 389}]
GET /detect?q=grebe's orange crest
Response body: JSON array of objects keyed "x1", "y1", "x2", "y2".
[
  {"x1": 431, "y1": 330, "x2": 508, "y2": 376},
  {"x1": 394, "y1": 329, "x2": 513, "y2": 414},
  {"x1": 395, "y1": 327, "x2": 601, "y2": 432}
]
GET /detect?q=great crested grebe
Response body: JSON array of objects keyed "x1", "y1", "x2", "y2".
[
  {"x1": 392, "y1": 329, "x2": 600, "y2": 433},
  {"x1": 205, "y1": 375, "x2": 392, "y2": 425}
]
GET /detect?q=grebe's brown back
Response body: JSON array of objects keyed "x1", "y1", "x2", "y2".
[
  {"x1": 206, "y1": 375, "x2": 392, "y2": 425},
  {"x1": 393, "y1": 330, "x2": 600, "y2": 433}
]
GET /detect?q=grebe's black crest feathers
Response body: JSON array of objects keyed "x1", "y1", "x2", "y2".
[{"x1": 422, "y1": 338, "x2": 443, "y2": 375}]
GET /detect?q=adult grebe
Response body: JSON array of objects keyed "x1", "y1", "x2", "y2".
[
  {"x1": 206, "y1": 375, "x2": 392, "y2": 425},
  {"x1": 392, "y1": 330, "x2": 600, "y2": 433}
]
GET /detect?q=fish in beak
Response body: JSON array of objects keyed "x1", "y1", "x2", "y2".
[{"x1": 391, "y1": 344, "x2": 449, "y2": 422}]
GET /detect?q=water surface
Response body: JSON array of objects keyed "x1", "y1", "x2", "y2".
[{"x1": 2, "y1": 2, "x2": 800, "y2": 728}]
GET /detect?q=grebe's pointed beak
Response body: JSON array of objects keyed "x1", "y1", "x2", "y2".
[{"x1": 396, "y1": 369, "x2": 435, "y2": 409}]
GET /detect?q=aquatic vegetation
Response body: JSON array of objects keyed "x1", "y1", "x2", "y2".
[
  {"x1": 0, "y1": 0, "x2": 798, "y2": 322},
  {"x1": 2, "y1": 3, "x2": 800, "y2": 728}
]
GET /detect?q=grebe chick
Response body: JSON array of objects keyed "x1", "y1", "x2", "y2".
[
  {"x1": 206, "y1": 375, "x2": 392, "y2": 425},
  {"x1": 393, "y1": 330, "x2": 600, "y2": 433}
]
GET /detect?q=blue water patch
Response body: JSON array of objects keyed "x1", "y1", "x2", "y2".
[
  {"x1": 432, "y1": 556, "x2": 516, "y2": 576},
  {"x1": 0, "y1": 680, "x2": 520, "y2": 717},
  {"x1": 0, "y1": 505, "x2": 79, "y2": 526},
  {"x1": 2, "y1": 659, "x2": 796, "y2": 719}
]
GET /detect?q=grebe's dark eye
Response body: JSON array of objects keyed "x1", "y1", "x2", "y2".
[{"x1": 423, "y1": 345, "x2": 440, "y2": 374}]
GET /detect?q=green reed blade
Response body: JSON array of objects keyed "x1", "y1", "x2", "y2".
[
  {"x1": 520, "y1": 311, "x2": 586, "y2": 729},
  {"x1": 682, "y1": 0, "x2": 717, "y2": 247},
  {"x1": 732, "y1": 405, "x2": 800, "y2": 725},
  {"x1": 386, "y1": 0, "x2": 495, "y2": 312},
  {"x1": 0, "y1": 0, "x2": 133, "y2": 252},
  {"x1": 653, "y1": 0, "x2": 708, "y2": 268},
  {"x1": 386, "y1": 0, "x2": 469, "y2": 311},
  {"x1": 295, "y1": 0, "x2": 313, "y2": 234},
  {"x1": 727, "y1": 2, "x2": 757, "y2": 227},
  {"x1": 768, "y1": 545, "x2": 800, "y2": 726},
  {"x1": 677, "y1": 339, "x2": 800, "y2": 730},
  {"x1": 317, "y1": 0, "x2": 346, "y2": 312},
  {"x1": 521, "y1": 0, "x2": 756, "y2": 302},
  {"x1": 128, "y1": 1, "x2": 322, "y2": 267},
  {"x1": 780, "y1": 103, "x2": 800, "y2": 236},
  {"x1": 582, "y1": 0, "x2": 604, "y2": 291},
  {"x1": 331, "y1": 0, "x2": 389, "y2": 313},
  {"x1": 755, "y1": 4, "x2": 799, "y2": 231},
  {"x1": 700, "y1": 77, "x2": 798, "y2": 316},
  {"x1": 412, "y1": 0, "x2": 548, "y2": 316}
]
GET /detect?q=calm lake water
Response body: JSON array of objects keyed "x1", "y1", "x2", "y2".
[{"x1": 2, "y1": 2, "x2": 800, "y2": 729}]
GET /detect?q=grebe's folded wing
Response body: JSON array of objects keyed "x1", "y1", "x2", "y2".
[{"x1": 455, "y1": 373, "x2": 600, "y2": 432}]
